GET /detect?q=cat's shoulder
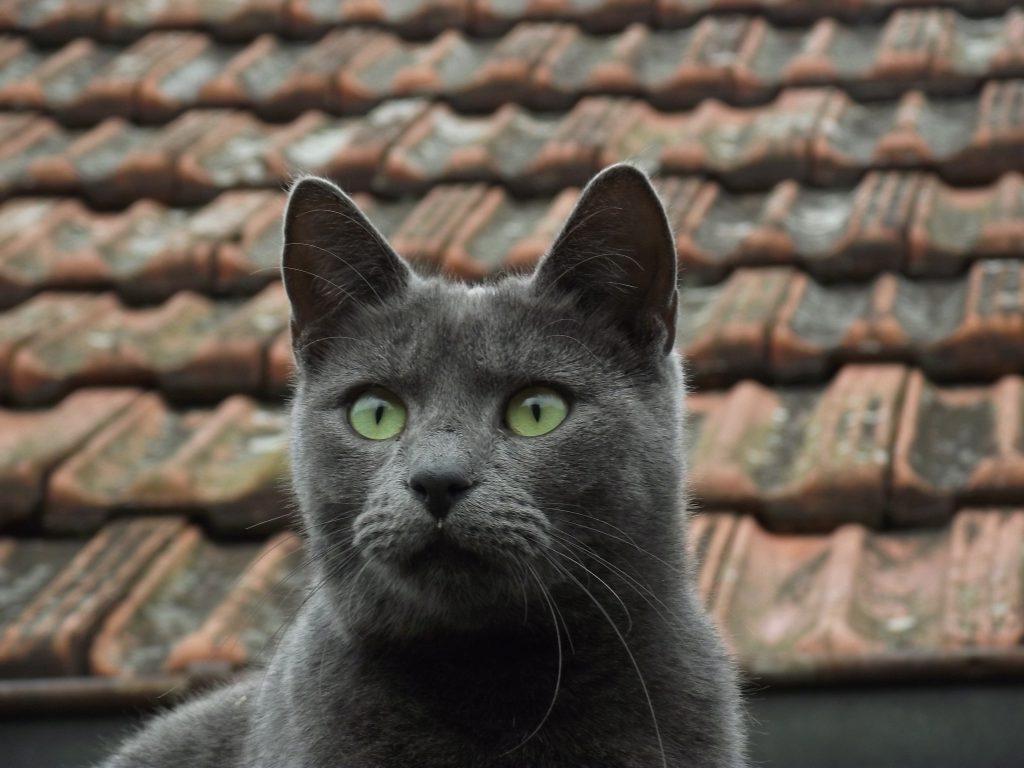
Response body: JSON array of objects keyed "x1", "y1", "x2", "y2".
[{"x1": 99, "y1": 678, "x2": 255, "y2": 768}]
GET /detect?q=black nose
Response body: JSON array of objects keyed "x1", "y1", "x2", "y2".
[{"x1": 409, "y1": 467, "x2": 474, "y2": 520}]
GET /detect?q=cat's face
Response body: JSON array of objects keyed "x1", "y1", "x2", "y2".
[{"x1": 284, "y1": 166, "x2": 684, "y2": 637}]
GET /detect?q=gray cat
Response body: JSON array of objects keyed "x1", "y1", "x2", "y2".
[{"x1": 103, "y1": 164, "x2": 746, "y2": 768}]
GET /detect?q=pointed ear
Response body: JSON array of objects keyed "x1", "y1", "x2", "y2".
[
  {"x1": 531, "y1": 164, "x2": 678, "y2": 354},
  {"x1": 281, "y1": 176, "x2": 410, "y2": 365}
]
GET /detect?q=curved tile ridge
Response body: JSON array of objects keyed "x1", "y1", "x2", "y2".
[
  {"x1": 688, "y1": 367, "x2": 1024, "y2": 529},
  {"x1": 2, "y1": 85, "x2": 1023, "y2": 204},
  {"x1": 2, "y1": 170, "x2": 1020, "y2": 305},
  {"x1": 0, "y1": 1, "x2": 1017, "y2": 44},
  {"x1": 1, "y1": 11, "x2": 1021, "y2": 122},
  {"x1": 2, "y1": 508, "x2": 1022, "y2": 684},
  {"x1": 691, "y1": 509, "x2": 1024, "y2": 682}
]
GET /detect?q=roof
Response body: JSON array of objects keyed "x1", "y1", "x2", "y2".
[{"x1": 1, "y1": 0, "x2": 1024, "y2": 706}]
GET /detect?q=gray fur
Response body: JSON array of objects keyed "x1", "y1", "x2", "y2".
[{"x1": 102, "y1": 165, "x2": 746, "y2": 768}]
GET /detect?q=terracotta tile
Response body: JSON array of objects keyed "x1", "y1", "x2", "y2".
[
  {"x1": 27, "y1": 118, "x2": 154, "y2": 201},
  {"x1": 0, "y1": 537, "x2": 82, "y2": 629},
  {"x1": 908, "y1": 173, "x2": 1024, "y2": 276},
  {"x1": 446, "y1": 23, "x2": 571, "y2": 111},
  {"x1": 2, "y1": 284, "x2": 288, "y2": 404},
  {"x1": 771, "y1": 273, "x2": 928, "y2": 381},
  {"x1": 94, "y1": 200, "x2": 213, "y2": 302},
  {"x1": 6, "y1": 292, "x2": 217, "y2": 404},
  {"x1": 266, "y1": 329, "x2": 295, "y2": 397},
  {"x1": 441, "y1": 188, "x2": 558, "y2": 279},
  {"x1": 0, "y1": 115, "x2": 70, "y2": 197},
  {"x1": 787, "y1": 171, "x2": 922, "y2": 280},
  {"x1": 662, "y1": 89, "x2": 828, "y2": 188},
  {"x1": 541, "y1": 97, "x2": 646, "y2": 191},
  {"x1": 101, "y1": 0, "x2": 287, "y2": 42},
  {"x1": 379, "y1": 102, "x2": 557, "y2": 194},
  {"x1": 810, "y1": 90, "x2": 902, "y2": 186},
  {"x1": 531, "y1": 24, "x2": 648, "y2": 109},
  {"x1": 677, "y1": 267, "x2": 792, "y2": 386},
  {"x1": 933, "y1": 9, "x2": 1024, "y2": 89},
  {"x1": 504, "y1": 188, "x2": 580, "y2": 272},
  {"x1": 643, "y1": 17, "x2": 765, "y2": 108},
  {"x1": 668, "y1": 175, "x2": 916, "y2": 281},
  {"x1": 677, "y1": 182, "x2": 790, "y2": 277},
  {"x1": 45, "y1": 395, "x2": 290, "y2": 533},
  {"x1": 892, "y1": 372, "x2": 1024, "y2": 526},
  {"x1": 941, "y1": 509, "x2": 1024, "y2": 653},
  {"x1": 73, "y1": 33, "x2": 187, "y2": 122},
  {"x1": 279, "y1": 100, "x2": 428, "y2": 192},
  {"x1": 704, "y1": 508, "x2": 1024, "y2": 681},
  {"x1": 0, "y1": 0, "x2": 106, "y2": 43},
  {"x1": 0, "y1": 388, "x2": 140, "y2": 528},
  {"x1": 773, "y1": 268, "x2": 1004, "y2": 381},
  {"x1": 687, "y1": 512, "x2": 742, "y2": 609},
  {"x1": 0, "y1": 39, "x2": 113, "y2": 121},
  {"x1": 134, "y1": 35, "x2": 232, "y2": 123},
  {"x1": 0, "y1": 201, "x2": 125, "y2": 305},
  {"x1": 159, "y1": 283, "x2": 289, "y2": 398},
  {"x1": 108, "y1": 110, "x2": 226, "y2": 203},
  {"x1": 390, "y1": 184, "x2": 493, "y2": 272},
  {"x1": 286, "y1": 0, "x2": 468, "y2": 37},
  {"x1": 213, "y1": 192, "x2": 286, "y2": 293},
  {"x1": 165, "y1": 532, "x2": 306, "y2": 675},
  {"x1": 653, "y1": 176, "x2": 719, "y2": 281},
  {"x1": 0, "y1": 36, "x2": 38, "y2": 93},
  {"x1": 920, "y1": 260, "x2": 1024, "y2": 381},
  {"x1": 90, "y1": 527, "x2": 265, "y2": 678},
  {"x1": 175, "y1": 112, "x2": 287, "y2": 203},
  {"x1": 256, "y1": 28, "x2": 374, "y2": 118},
  {"x1": 0, "y1": 292, "x2": 113, "y2": 395},
  {"x1": 855, "y1": 10, "x2": 951, "y2": 97},
  {"x1": 0, "y1": 517, "x2": 185, "y2": 676},
  {"x1": 471, "y1": 0, "x2": 650, "y2": 35},
  {"x1": 881, "y1": 84, "x2": 1023, "y2": 184},
  {"x1": 689, "y1": 365, "x2": 908, "y2": 530},
  {"x1": 199, "y1": 35, "x2": 297, "y2": 111},
  {"x1": 336, "y1": 30, "x2": 458, "y2": 111}
]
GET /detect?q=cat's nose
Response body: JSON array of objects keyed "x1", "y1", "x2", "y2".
[{"x1": 408, "y1": 467, "x2": 474, "y2": 520}]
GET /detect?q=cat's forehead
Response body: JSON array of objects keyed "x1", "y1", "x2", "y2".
[{"x1": 354, "y1": 275, "x2": 604, "y2": 387}]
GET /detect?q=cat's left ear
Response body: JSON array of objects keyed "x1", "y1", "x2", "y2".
[
  {"x1": 281, "y1": 176, "x2": 411, "y2": 366},
  {"x1": 531, "y1": 164, "x2": 678, "y2": 354}
]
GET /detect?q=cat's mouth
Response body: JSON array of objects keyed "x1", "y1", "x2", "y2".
[{"x1": 395, "y1": 533, "x2": 494, "y2": 577}]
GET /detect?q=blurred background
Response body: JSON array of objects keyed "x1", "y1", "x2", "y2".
[{"x1": 0, "y1": 1, "x2": 1023, "y2": 766}]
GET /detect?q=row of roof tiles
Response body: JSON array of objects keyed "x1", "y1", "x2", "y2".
[
  {"x1": 4, "y1": 83, "x2": 1024, "y2": 206},
  {"x1": 1, "y1": 254, "x2": 1022, "y2": 408},
  {"x1": 1, "y1": 170, "x2": 1020, "y2": 308},
  {"x1": 2, "y1": 1, "x2": 1017, "y2": 43},
  {"x1": 1, "y1": 364, "x2": 1022, "y2": 533},
  {"x1": 3, "y1": 508, "x2": 1023, "y2": 684},
  {"x1": 3, "y1": 11, "x2": 1023, "y2": 124}
]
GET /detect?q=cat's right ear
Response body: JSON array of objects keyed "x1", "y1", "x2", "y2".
[{"x1": 281, "y1": 176, "x2": 410, "y2": 365}]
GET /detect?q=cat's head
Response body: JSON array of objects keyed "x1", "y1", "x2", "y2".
[{"x1": 283, "y1": 165, "x2": 686, "y2": 638}]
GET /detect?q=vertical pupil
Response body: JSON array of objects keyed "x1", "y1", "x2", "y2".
[
  {"x1": 530, "y1": 401, "x2": 541, "y2": 422},
  {"x1": 374, "y1": 403, "x2": 385, "y2": 424}
]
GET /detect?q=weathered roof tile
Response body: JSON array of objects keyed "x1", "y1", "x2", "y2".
[
  {"x1": 908, "y1": 172, "x2": 1024, "y2": 276},
  {"x1": 696, "y1": 508, "x2": 1024, "y2": 681},
  {"x1": 0, "y1": 285, "x2": 287, "y2": 404},
  {"x1": 163, "y1": 532, "x2": 305, "y2": 675},
  {"x1": 0, "y1": 517, "x2": 185, "y2": 676},
  {"x1": 688, "y1": 365, "x2": 908, "y2": 530},
  {"x1": 46, "y1": 394, "x2": 289, "y2": 533},
  {"x1": 89, "y1": 527, "x2": 265, "y2": 678},
  {"x1": 892, "y1": 372, "x2": 1024, "y2": 526},
  {"x1": 0, "y1": 388, "x2": 140, "y2": 527}
]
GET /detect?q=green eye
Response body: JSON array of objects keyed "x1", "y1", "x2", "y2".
[
  {"x1": 506, "y1": 386, "x2": 568, "y2": 437},
  {"x1": 348, "y1": 388, "x2": 406, "y2": 440}
]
